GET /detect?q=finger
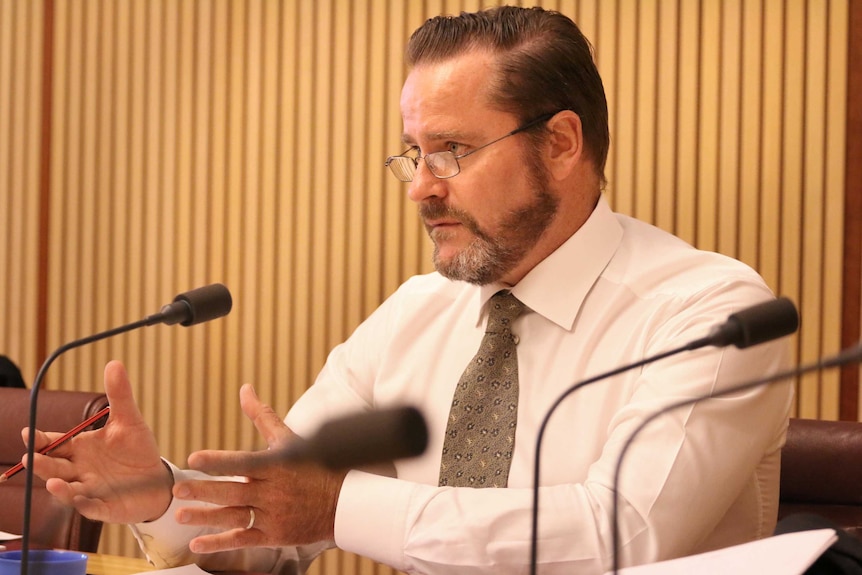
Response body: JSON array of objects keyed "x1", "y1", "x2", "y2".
[
  {"x1": 239, "y1": 385, "x2": 292, "y2": 448},
  {"x1": 173, "y1": 477, "x2": 250, "y2": 507},
  {"x1": 189, "y1": 528, "x2": 262, "y2": 555},
  {"x1": 177, "y1": 504, "x2": 257, "y2": 531},
  {"x1": 187, "y1": 448, "x2": 275, "y2": 477},
  {"x1": 27, "y1": 450, "x2": 79, "y2": 480},
  {"x1": 43, "y1": 477, "x2": 78, "y2": 506},
  {"x1": 103, "y1": 360, "x2": 145, "y2": 424},
  {"x1": 69, "y1": 492, "x2": 113, "y2": 522},
  {"x1": 21, "y1": 427, "x2": 59, "y2": 451},
  {"x1": 43, "y1": 478, "x2": 113, "y2": 522}
]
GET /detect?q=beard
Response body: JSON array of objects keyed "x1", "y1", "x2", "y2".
[{"x1": 419, "y1": 163, "x2": 558, "y2": 285}]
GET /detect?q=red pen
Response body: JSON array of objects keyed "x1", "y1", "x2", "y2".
[{"x1": 0, "y1": 405, "x2": 110, "y2": 483}]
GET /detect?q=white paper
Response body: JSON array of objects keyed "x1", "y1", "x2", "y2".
[
  {"x1": 128, "y1": 529, "x2": 836, "y2": 575},
  {"x1": 606, "y1": 528, "x2": 838, "y2": 575},
  {"x1": 131, "y1": 565, "x2": 209, "y2": 575},
  {"x1": 0, "y1": 531, "x2": 21, "y2": 541}
]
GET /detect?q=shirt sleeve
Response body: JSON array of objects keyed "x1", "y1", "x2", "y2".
[
  {"x1": 329, "y1": 340, "x2": 792, "y2": 575},
  {"x1": 129, "y1": 461, "x2": 333, "y2": 574}
]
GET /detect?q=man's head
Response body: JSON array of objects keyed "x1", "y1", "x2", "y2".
[
  {"x1": 392, "y1": 6, "x2": 608, "y2": 286},
  {"x1": 406, "y1": 6, "x2": 609, "y2": 183}
]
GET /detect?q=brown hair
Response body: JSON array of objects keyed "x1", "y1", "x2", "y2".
[{"x1": 406, "y1": 6, "x2": 609, "y2": 185}]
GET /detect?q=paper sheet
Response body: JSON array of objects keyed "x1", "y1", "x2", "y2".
[
  {"x1": 606, "y1": 528, "x2": 838, "y2": 575},
  {"x1": 131, "y1": 565, "x2": 209, "y2": 575},
  {"x1": 0, "y1": 531, "x2": 21, "y2": 541},
  {"x1": 128, "y1": 529, "x2": 837, "y2": 575}
]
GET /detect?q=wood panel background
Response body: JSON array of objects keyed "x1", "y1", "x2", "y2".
[{"x1": 0, "y1": 0, "x2": 857, "y2": 570}]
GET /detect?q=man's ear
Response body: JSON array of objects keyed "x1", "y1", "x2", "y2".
[{"x1": 543, "y1": 111, "x2": 584, "y2": 181}]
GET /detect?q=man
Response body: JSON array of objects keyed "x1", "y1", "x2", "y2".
[{"x1": 26, "y1": 6, "x2": 792, "y2": 574}]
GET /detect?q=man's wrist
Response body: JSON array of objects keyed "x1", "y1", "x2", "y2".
[{"x1": 144, "y1": 459, "x2": 175, "y2": 523}]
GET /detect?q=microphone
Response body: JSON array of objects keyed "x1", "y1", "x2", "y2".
[
  {"x1": 529, "y1": 297, "x2": 799, "y2": 575},
  {"x1": 279, "y1": 406, "x2": 428, "y2": 469},
  {"x1": 609, "y1": 341, "x2": 862, "y2": 574},
  {"x1": 20, "y1": 284, "x2": 232, "y2": 575},
  {"x1": 700, "y1": 296, "x2": 799, "y2": 349},
  {"x1": 155, "y1": 283, "x2": 233, "y2": 326}
]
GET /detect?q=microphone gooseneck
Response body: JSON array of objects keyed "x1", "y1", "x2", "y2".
[
  {"x1": 609, "y1": 341, "x2": 862, "y2": 575},
  {"x1": 529, "y1": 297, "x2": 799, "y2": 575},
  {"x1": 20, "y1": 284, "x2": 232, "y2": 575},
  {"x1": 279, "y1": 406, "x2": 428, "y2": 469}
]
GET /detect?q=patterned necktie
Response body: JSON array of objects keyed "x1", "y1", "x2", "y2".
[{"x1": 439, "y1": 290, "x2": 525, "y2": 488}]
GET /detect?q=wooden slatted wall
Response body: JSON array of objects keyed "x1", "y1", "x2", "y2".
[{"x1": 0, "y1": 0, "x2": 853, "y2": 570}]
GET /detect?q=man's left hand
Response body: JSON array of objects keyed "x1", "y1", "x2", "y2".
[{"x1": 173, "y1": 384, "x2": 346, "y2": 553}]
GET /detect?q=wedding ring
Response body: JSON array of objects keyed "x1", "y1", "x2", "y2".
[{"x1": 246, "y1": 507, "x2": 256, "y2": 530}]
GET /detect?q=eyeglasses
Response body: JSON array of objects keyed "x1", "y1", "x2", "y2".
[{"x1": 384, "y1": 113, "x2": 555, "y2": 182}]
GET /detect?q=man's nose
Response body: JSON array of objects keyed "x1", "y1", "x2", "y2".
[{"x1": 406, "y1": 158, "x2": 447, "y2": 203}]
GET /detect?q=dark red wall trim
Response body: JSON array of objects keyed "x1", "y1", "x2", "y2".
[
  {"x1": 36, "y1": 0, "x2": 54, "y2": 369},
  {"x1": 840, "y1": 0, "x2": 862, "y2": 420}
]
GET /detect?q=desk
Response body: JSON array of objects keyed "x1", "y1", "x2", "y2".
[
  {"x1": 85, "y1": 552, "x2": 155, "y2": 575},
  {"x1": 83, "y1": 553, "x2": 264, "y2": 575},
  {"x1": 1, "y1": 543, "x2": 156, "y2": 575},
  {"x1": 1, "y1": 544, "x2": 260, "y2": 575}
]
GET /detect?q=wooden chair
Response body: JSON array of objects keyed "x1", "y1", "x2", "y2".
[{"x1": 0, "y1": 387, "x2": 108, "y2": 552}]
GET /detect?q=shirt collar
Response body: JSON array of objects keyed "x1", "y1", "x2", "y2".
[{"x1": 477, "y1": 194, "x2": 623, "y2": 330}]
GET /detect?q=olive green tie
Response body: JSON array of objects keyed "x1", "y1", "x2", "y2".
[{"x1": 439, "y1": 290, "x2": 525, "y2": 488}]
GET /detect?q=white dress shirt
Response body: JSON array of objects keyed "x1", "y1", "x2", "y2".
[{"x1": 133, "y1": 196, "x2": 793, "y2": 574}]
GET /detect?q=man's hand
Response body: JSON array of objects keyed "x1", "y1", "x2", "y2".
[
  {"x1": 24, "y1": 360, "x2": 173, "y2": 524},
  {"x1": 174, "y1": 385, "x2": 347, "y2": 553}
]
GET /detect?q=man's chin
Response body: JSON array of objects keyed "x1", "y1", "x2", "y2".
[
  {"x1": 429, "y1": 233, "x2": 470, "y2": 261},
  {"x1": 432, "y1": 246, "x2": 459, "y2": 273},
  {"x1": 432, "y1": 250, "x2": 495, "y2": 285}
]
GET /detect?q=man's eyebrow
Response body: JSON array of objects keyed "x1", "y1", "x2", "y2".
[{"x1": 400, "y1": 129, "x2": 475, "y2": 146}]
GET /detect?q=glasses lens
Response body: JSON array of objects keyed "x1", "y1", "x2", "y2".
[
  {"x1": 386, "y1": 156, "x2": 416, "y2": 182},
  {"x1": 425, "y1": 152, "x2": 459, "y2": 179}
]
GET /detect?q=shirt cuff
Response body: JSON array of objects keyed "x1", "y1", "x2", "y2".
[
  {"x1": 128, "y1": 463, "x2": 219, "y2": 568},
  {"x1": 334, "y1": 469, "x2": 416, "y2": 570}
]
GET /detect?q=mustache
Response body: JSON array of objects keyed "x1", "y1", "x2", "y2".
[
  {"x1": 418, "y1": 200, "x2": 485, "y2": 239},
  {"x1": 418, "y1": 199, "x2": 459, "y2": 221}
]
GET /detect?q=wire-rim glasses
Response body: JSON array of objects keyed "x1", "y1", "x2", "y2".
[{"x1": 384, "y1": 112, "x2": 555, "y2": 183}]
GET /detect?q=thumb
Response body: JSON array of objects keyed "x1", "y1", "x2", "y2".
[
  {"x1": 103, "y1": 360, "x2": 144, "y2": 424},
  {"x1": 239, "y1": 384, "x2": 292, "y2": 448}
]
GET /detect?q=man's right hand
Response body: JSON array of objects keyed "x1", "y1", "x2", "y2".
[{"x1": 23, "y1": 360, "x2": 173, "y2": 524}]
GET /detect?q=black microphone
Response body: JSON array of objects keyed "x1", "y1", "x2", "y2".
[
  {"x1": 609, "y1": 341, "x2": 862, "y2": 575},
  {"x1": 529, "y1": 297, "x2": 799, "y2": 575},
  {"x1": 701, "y1": 296, "x2": 799, "y2": 349},
  {"x1": 279, "y1": 406, "x2": 428, "y2": 469},
  {"x1": 20, "y1": 284, "x2": 232, "y2": 575},
  {"x1": 156, "y1": 283, "x2": 233, "y2": 326}
]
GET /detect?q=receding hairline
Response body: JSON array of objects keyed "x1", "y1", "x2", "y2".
[
  {"x1": 404, "y1": 46, "x2": 526, "y2": 123},
  {"x1": 398, "y1": 52, "x2": 527, "y2": 148}
]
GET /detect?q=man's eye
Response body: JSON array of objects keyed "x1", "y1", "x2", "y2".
[{"x1": 447, "y1": 142, "x2": 466, "y2": 155}]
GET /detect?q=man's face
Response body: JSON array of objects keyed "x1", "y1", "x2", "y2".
[{"x1": 399, "y1": 51, "x2": 559, "y2": 286}]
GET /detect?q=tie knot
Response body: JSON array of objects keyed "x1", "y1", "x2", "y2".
[{"x1": 487, "y1": 291, "x2": 525, "y2": 334}]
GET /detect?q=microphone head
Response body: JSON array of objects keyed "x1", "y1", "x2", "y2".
[
  {"x1": 284, "y1": 406, "x2": 428, "y2": 469},
  {"x1": 158, "y1": 283, "x2": 233, "y2": 326},
  {"x1": 710, "y1": 296, "x2": 799, "y2": 349}
]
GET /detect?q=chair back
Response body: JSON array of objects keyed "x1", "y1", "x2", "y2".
[
  {"x1": 0, "y1": 387, "x2": 108, "y2": 552},
  {"x1": 779, "y1": 417, "x2": 862, "y2": 541}
]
